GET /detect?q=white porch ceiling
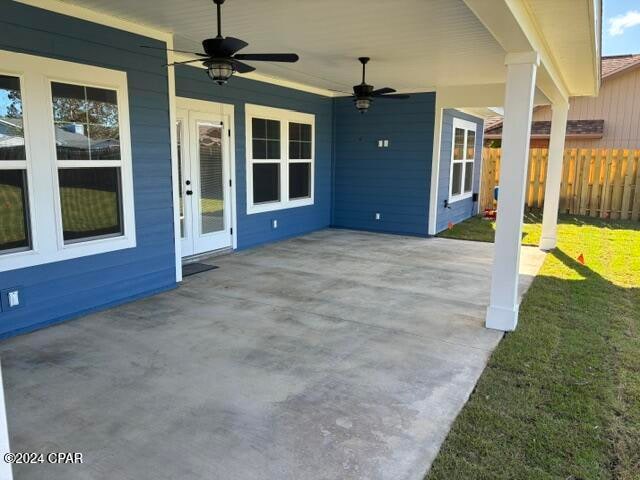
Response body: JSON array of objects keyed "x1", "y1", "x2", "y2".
[{"x1": 57, "y1": 0, "x2": 508, "y2": 93}]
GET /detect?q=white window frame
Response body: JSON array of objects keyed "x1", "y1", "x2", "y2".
[
  {"x1": 448, "y1": 117, "x2": 477, "y2": 203},
  {"x1": 245, "y1": 103, "x2": 314, "y2": 215},
  {"x1": 0, "y1": 49, "x2": 135, "y2": 273}
]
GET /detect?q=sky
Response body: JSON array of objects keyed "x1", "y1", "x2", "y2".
[{"x1": 603, "y1": 0, "x2": 640, "y2": 55}]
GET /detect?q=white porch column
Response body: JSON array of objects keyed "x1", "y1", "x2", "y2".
[
  {"x1": 485, "y1": 52, "x2": 539, "y2": 331},
  {"x1": 539, "y1": 102, "x2": 569, "y2": 250},
  {"x1": 0, "y1": 363, "x2": 12, "y2": 480}
]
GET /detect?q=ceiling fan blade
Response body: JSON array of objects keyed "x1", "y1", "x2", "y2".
[
  {"x1": 377, "y1": 93, "x2": 410, "y2": 99},
  {"x1": 202, "y1": 36, "x2": 249, "y2": 57},
  {"x1": 234, "y1": 53, "x2": 299, "y2": 63},
  {"x1": 371, "y1": 87, "x2": 396, "y2": 96},
  {"x1": 163, "y1": 58, "x2": 207, "y2": 67},
  {"x1": 231, "y1": 59, "x2": 256, "y2": 74},
  {"x1": 220, "y1": 36, "x2": 249, "y2": 55},
  {"x1": 141, "y1": 45, "x2": 208, "y2": 57}
]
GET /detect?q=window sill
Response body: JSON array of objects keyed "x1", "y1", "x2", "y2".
[
  {"x1": 448, "y1": 192, "x2": 473, "y2": 204},
  {"x1": 247, "y1": 197, "x2": 314, "y2": 215},
  {"x1": 0, "y1": 235, "x2": 136, "y2": 273}
]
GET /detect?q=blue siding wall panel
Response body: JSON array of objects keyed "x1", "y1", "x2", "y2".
[
  {"x1": 0, "y1": 2, "x2": 176, "y2": 337},
  {"x1": 436, "y1": 109, "x2": 484, "y2": 233},
  {"x1": 175, "y1": 66, "x2": 332, "y2": 249},
  {"x1": 332, "y1": 93, "x2": 435, "y2": 236}
]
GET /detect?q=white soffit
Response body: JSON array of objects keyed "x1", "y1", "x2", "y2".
[
  {"x1": 55, "y1": 0, "x2": 508, "y2": 94},
  {"x1": 523, "y1": 0, "x2": 599, "y2": 96}
]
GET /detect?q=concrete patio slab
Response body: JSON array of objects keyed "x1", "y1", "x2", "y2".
[{"x1": 0, "y1": 230, "x2": 545, "y2": 480}]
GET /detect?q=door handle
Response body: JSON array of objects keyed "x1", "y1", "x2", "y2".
[{"x1": 186, "y1": 190, "x2": 193, "y2": 195}]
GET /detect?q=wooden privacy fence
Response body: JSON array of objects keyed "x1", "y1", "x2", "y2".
[{"x1": 480, "y1": 147, "x2": 640, "y2": 220}]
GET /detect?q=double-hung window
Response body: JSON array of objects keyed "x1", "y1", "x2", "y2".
[
  {"x1": 0, "y1": 74, "x2": 30, "y2": 255},
  {"x1": 246, "y1": 104, "x2": 314, "y2": 214},
  {"x1": 0, "y1": 49, "x2": 135, "y2": 272},
  {"x1": 449, "y1": 118, "x2": 476, "y2": 202},
  {"x1": 52, "y1": 82, "x2": 124, "y2": 243}
]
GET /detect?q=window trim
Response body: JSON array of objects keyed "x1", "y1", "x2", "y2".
[
  {"x1": 0, "y1": 49, "x2": 135, "y2": 273},
  {"x1": 245, "y1": 103, "x2": 314, "y2": 215},
  {"x1": 448, "y1": 117, "x2": 477, "y2": 204}
]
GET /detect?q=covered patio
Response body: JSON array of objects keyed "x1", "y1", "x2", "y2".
[{"x1": 0, "y1": 230, "x2": 545, "y2": 480}]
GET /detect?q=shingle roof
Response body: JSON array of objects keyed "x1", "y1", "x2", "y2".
[
  {"x1": 484, "y1": 120, "x2": 604, "y2": 138},
  {"x1": 602, "y1": 54, "x2": 640, "y2": 78}
]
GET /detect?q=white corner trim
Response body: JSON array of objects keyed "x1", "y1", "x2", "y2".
[
  {"x1": 0, "y1": 363, "x2": 13, "y2": 480},
  {"x1": 15, "y1": 0, "x2": 172, "y2": 42},
  {"x1": 166, "y1": 37, "x2": 182, "y2": 282},
  {"x1": 428, "y1": 100, "x2": 443, "y2": 236}
]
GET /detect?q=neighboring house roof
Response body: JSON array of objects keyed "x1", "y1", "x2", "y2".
[
  {"x1": 602, "y1": 53, "x2": 640, "y2": 78},
  {"x1": 483, "y1": 116, "x2": 503, "y2": 132},
  {"x1": 0, "y1": 116, "x2": 118, "y2": 150},
  {"x1": 485, "y1": 119, "x2": 604, "y2": 139},
  {"x1": 483, "y1": 54, "x2": 640, "y2": 140}
]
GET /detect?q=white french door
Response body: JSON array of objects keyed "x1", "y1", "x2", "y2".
[{"x1": 176, "y1": 106, "x2": 232, "y2": 257}]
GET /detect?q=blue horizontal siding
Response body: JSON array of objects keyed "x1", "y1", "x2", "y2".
[
  {"x1": 332, "y1": 92, "x2": 435, "y2": 236},
  {"x1": 436, "y1": 109, "x2": 484, "y2": 233},
  {"x1": 175, "y1": 66, "x2": 332, "y2": 249},
  {"x1": 0, "y1": 2, "x2": 176, "y2": 337}
]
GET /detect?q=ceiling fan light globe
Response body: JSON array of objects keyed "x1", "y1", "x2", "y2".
[
  {"x1": 355, "y1": 98, "x2": 371, "y2": 113},
  {"x1": 207, "y1": 60, "x2": 235, "y2": 84}
]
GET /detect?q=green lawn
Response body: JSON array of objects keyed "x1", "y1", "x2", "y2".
[
  {"x1": 0, "y1": 183, "x2": 28, "y2": 246},
  {"x1": 438, "y1": 211, "x2": 544, "y2": 245},
  {"x1": 428, "y1": 215, "x2": 640, "y2": 479},
  {"x1": 1, "y1": 184, "x2": 119, "y2": 247}
]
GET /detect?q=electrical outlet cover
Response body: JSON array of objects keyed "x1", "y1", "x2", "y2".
[{"x1": 1, "y1": 287, "x2": 25, "y2": 311}]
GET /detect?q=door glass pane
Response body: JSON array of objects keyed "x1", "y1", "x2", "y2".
[
  {"x1": 198, "y1": 124, "x2": 224, "y2": 234},
  {"x1": 0, "y1": 169, "x2": 30, "y2": 253},
  {"x1": 451, "y1": 162, "x2": 463, "y2": 196},
  {"x1": 176, "y1": 120, "x2": 185, "y2": 238},
  {"x1": 58, "y1": 167, "x2": 123, "y2": 243},
  {"x1": 0, "y1": 75, "x2": 26, "y2": 160}
]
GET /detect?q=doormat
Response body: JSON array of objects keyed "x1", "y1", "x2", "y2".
[{"x1": 183, "y1": 263, "x2": 219, "y2": 277}]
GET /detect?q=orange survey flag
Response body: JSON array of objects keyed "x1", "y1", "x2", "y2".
[{"x1": 577, "y1": 254, "x2": 585, "y2": 265}]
